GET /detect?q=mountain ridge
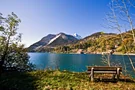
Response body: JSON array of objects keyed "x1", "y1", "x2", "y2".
[{"x1": 28, "y1": 33, "x2": 78, "y2": 51}]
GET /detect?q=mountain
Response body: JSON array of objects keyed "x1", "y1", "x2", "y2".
[
  {"x1": 54, "y1": 31, "x2": 120, "y2": 53},
  {"x1": 73, "y1": 33, "x2": 82, "y2": 40},
  {"x1": 28, "y1": 34, "x2": 56, "y2": 51},
  {"x1": 46, "y1": 33, "x2": 78, "y2": 47},
  {"x1": 28, "y1": 33, "x2": 78, "y2": 51},
  {"x1": 83, "y1": 32, "x2": 116, "y2": 40}
]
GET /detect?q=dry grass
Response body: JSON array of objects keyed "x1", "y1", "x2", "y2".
[{"x1": 0, "y1": 70, "x2": 135, "y2": 90}]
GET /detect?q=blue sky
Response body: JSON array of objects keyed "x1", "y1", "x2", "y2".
[{"x1": 0, "y1": 0, "x2": 116, "y2": 47}]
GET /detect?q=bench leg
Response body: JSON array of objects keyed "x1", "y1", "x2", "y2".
[
  {"x1": 91, "y1": 68, "x2": 94, "y2": 81},
  {"x1": 112, "y1": 74, "x2": 116, "y2": 80},
  {"x1": 116, "y1": 68, "x2": 120, "y2": 81}
]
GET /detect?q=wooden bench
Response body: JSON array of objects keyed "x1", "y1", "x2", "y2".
[{"x1": 87, "y1": 66, "x2": 122, "y2": 81}]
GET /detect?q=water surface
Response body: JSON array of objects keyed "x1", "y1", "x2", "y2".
[{"x1": 29, "y1": 53, "x2": 135, "y2": 77}]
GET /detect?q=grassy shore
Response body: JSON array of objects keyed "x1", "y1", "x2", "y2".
[{"x1": 0, "y1": 70, "x2": 135, "y2": 90}]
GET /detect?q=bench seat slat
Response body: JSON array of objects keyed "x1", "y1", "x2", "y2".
[
  {"x1": 87, "y1": 71, "x2": 117, "y2": 74},
  {"x1": 88, "y1": 69, "x2": 122, "y2": 71},
  {"x1": 87, "y1": 66, "x2": 122, "y2": 71}
]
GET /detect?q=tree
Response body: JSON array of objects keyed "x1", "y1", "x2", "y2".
[
  {"x1": 0, "y1": 12, "x2": 34, "y2": 73},
  {"x1": 105, "y1": 0, "x2": 135, "y2": 71}
]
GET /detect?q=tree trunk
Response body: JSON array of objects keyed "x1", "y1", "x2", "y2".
[{"x1": 0, "y1": 35, "x2": 11, "y2": 75}]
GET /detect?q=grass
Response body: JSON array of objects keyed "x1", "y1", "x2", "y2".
[{"x1": 0, "y1": 70, "x2": 135, "y2": 90}]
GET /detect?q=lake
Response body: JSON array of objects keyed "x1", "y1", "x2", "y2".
[{"x1": 29, "y1": 53, "x2": 135, "y2": 77}]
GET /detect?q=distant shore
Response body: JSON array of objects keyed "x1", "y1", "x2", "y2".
[
  {"x1": 81, "y1": 51, "x2": 135, "y2": 55},
  {"x1": 113, "y1": 52, "x2": 135, "y2": 55},
  {"x1": 28, "y1": 51, "x2": 135, "y2": 55}
]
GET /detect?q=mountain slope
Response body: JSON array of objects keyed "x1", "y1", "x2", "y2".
[
  {"x1": 28, "y1": 33, "x2": 78, "y2": 51},
  {"x1": 28, "y1": 34, "x2": 56, "y2": 51},
  {"x1": 47, "y1": 33, "x2": 78, "y2": 47},
  {"x1": 83, "y1": 32, "x2": 116, "y2": 40}
]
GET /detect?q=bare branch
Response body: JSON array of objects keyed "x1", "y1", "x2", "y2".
[{"x1": 127, "y1": 0, "x2": 135, "y2": 8}]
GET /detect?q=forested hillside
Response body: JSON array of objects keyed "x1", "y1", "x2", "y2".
[{"x1": 53, "y1": 30, "x2": 135, "y2": 54}]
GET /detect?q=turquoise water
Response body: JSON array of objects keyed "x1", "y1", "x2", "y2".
[{"x1": 29, "y1": 53, "x2": 135, "y2": 77}]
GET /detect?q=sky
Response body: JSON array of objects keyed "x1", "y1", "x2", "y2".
[{"x1": 0, "y1": 0, "x2": 119, "y2": 47}]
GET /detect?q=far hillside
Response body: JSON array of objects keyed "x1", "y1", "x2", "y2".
[{"x1": 53, "y1": 30, "x2": 135, "y2": 54}]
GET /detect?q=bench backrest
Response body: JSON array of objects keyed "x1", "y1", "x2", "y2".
[{"x1": 87, "y1": 66, "x2": 122, "y2": 71}]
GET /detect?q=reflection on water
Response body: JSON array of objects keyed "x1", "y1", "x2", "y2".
[{"x1": 29, "y1": 53, "x2": 135, "y2": 77}]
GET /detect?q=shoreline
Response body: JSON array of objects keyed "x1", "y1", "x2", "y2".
[
  {"x1": 90, "y1": 52, "x2": 135, "y2": 55},
  {"x1": 28, "y1": 52, "x2": 135, "y2": 55},
  {"x1": 113, "y1": 53, "x2": 135, "y2": 55}
]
